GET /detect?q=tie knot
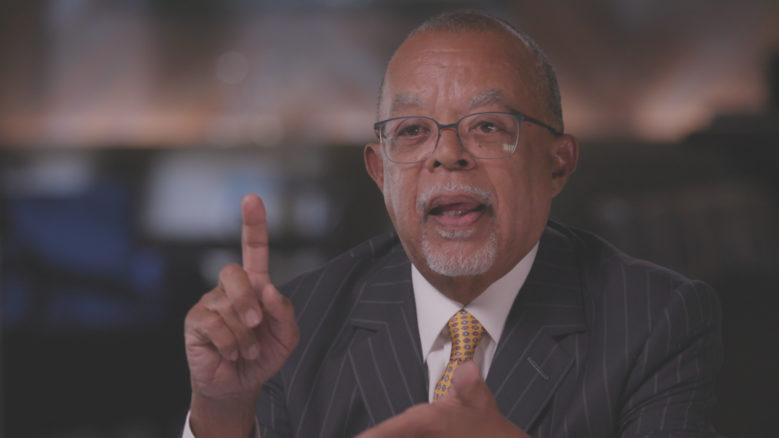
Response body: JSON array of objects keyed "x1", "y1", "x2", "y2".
[{"x1": 446, "y1": 309, "x2": 485, "y2": 361}]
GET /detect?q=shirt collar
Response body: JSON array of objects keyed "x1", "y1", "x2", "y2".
[{"x1": 412, "y1": 242, "x2": 539, "y2": 361}]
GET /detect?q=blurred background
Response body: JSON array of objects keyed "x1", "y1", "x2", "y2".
[{"x1": 1, "y1": 1, "x2": 778, "y2": 437}]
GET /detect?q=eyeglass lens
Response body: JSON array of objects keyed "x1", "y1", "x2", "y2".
[{"x1": 382, "y1": 113, "x2": 519, "y2": 162}]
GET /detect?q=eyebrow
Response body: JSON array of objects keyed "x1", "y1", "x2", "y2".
[
  {"x1": 467, "y1": 89, "x2": 516, "y2": 112},
  {"x1": 389, "y1": 93, "x2": 424, "y2": 115}
]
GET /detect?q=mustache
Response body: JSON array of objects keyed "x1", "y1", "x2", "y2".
[{"x1": 416, "y1": 182, "x2": 492, "y2": 215}]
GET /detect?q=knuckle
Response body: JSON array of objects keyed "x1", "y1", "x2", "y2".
[
  {"x1": 184, "y1": 308, "x2": 204, "y2": 332},
  {"x1": 231, "y1": 294, "x2": 253, "y2": 310},
  {"x1": 212, "y1": 296, "x2": 234, "y2": 314},
  {"x1": 201, "y1": 289, "x2": 232, "y2": 315},
  {"x1": 218, "y1": 263, "x2": 244, "y2": 283},
  {"x1": 184, "y1": 304, "x2": 199, "y2": 323},
  {"x1": 185, "y1": 296, "x2": 216, "y2": 327},
  {"x1": 198, "y1": 287, "x2": 223, "y2": 306},
  {"x1": 201, "y1": 312, "x2": 224, "y2": 333}
]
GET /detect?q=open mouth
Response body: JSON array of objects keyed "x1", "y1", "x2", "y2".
[
  {"x1": 425, "y1": 195, "x2": 490, "y2": 228},
  {"x1": 429, "y1": 202, "x2": 487, "y2": 217}
]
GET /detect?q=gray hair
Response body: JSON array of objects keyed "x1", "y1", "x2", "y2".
[{"x1": 377, "y1": 10, "x2": 564, "y2": 132}]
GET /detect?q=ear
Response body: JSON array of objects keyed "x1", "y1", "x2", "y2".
[
  {"x1": 364, "y1": 142, "x2": 385, "y2": 191},
  {"x1": 550, "y1": 134, "x2": 578, "y2": 198}
]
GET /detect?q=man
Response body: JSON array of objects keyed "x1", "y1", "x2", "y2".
[{"x1": 183, "y1": 10, "x2": 722, "y2": 438}]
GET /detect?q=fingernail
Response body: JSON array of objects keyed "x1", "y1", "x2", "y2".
[{"x1": 244, "y1": 309, "x2": 261, "y2": 326}]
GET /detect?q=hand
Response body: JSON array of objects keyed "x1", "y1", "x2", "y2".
[
  {"x1": 357, "y1": 361, "x2": 530, "y2": 438},
  {"x1": 184, "y1": 194, "x2": 300, "y2": 437}
]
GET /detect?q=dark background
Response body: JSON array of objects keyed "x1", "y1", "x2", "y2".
[{"x1": 2, "y1": 1, "x2": 778, "y2": 437}]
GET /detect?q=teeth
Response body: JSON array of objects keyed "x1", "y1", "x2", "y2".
[{"x1": 429, "y1": 204, "x2": 486, "y2": 217}]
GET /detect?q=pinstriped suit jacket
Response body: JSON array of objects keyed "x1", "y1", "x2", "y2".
[{"x1": 257, "y1": 221, "x2": 722, "y2": 437}]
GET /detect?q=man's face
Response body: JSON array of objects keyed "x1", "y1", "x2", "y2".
[{"x1": 365, "y1": 29, "x2": 577, "y2": 290}]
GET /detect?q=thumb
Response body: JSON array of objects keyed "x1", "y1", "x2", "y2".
[{"x1": 448, "y1": 360, "x2": 493, "y2": 408}]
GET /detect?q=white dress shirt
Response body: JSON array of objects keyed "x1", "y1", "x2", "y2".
[
  {"x1": 184, "y1": 243, "x2": 538, "y2": 436},
  {"x1": 413, "y1": 243, "x2": 538, "y2": 401}
]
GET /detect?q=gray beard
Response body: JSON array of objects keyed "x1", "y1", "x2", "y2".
[{"x1": 421, "y1": 227, "x2": 497, "y2": 277}]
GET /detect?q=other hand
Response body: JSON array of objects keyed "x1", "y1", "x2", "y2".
[{"x1": 357, "y1": 361, "x2": 530, "y2": 438}]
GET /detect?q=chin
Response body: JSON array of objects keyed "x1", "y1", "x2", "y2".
[{"x1": 421, "y1": 228, "x2": 497, "y2": 277}]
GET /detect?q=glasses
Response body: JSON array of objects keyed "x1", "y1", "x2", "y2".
[{"x1": 374, "y1": 111, "x2": 562, "y2": 164}]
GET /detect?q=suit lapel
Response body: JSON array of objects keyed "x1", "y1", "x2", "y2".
[
  {"x1": 486, "y1": 225, "x2": 586, "y2": 431},
  {"x1": 347, "y1": 247, "x2": 428, "y2": 426},
  {"x1": 344, "y1": 225, "x2": 587, "y2": 429}
]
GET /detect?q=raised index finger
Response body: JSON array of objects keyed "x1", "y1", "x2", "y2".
[{"x1": 241, "y1": 193, "x2": 270, "y2": 290}]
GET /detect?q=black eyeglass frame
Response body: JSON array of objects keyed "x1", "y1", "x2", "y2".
[{"x1": 373, "y1": 111, "x2": 563, "y2": 164}]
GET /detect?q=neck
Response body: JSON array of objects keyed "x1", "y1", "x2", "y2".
[{"x1": 420, "y1": 266, "x2": 507, "y2": 305}]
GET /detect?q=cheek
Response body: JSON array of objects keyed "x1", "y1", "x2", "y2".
[
  {"x1": 492, "y1": 160, "x2": 549, "y2": 223},
  {"x1": 516, "y1": 145, "x2": 554, "y2": 192},
  {"x1": 381, "y1": 164, "x2": 399, "y2": 206},
  {"x1": 381, "y1": 165, "x2": 415, "y2": 223}
]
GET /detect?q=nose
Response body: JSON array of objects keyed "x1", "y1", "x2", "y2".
[{"x1": 425, "y1": 127, "x2": 475, "y2": 171}]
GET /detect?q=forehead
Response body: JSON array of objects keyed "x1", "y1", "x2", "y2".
[{"x1": 381, "y1": 29, "x2": 541, "y2": 117}]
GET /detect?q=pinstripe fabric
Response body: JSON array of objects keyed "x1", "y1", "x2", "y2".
[{"x1": 256, "y1": 221, "x2": 722, "y2": 437}]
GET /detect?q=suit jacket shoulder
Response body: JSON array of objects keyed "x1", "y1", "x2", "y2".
[{"x1": 526, "y1": 221, "x2": 723, "y2": 437}]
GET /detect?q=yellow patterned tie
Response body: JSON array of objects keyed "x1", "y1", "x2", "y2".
[{"x1": 433, "y1": 309, "x2": 485, "y2": 401}]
